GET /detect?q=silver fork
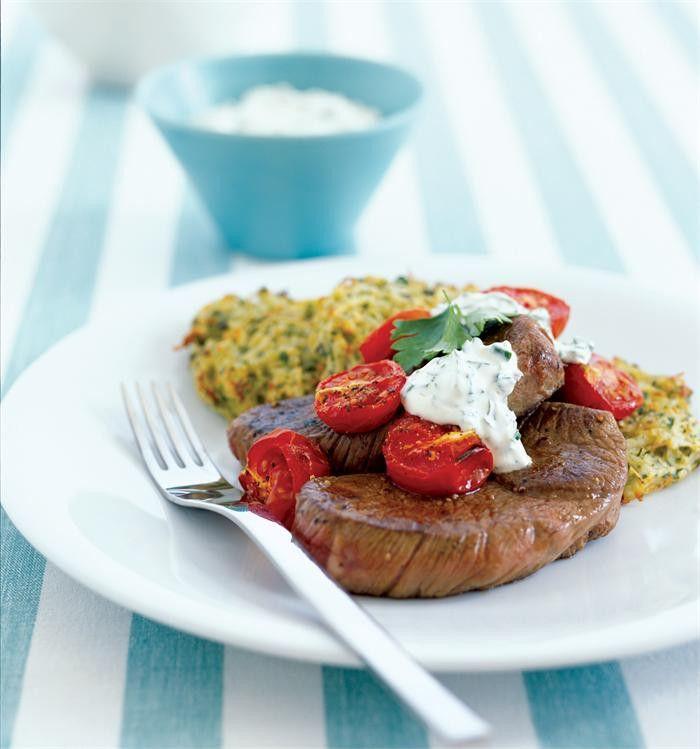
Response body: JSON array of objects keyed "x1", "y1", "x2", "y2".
[{"x1": 121, "y1": 382, "x2": 490, "y2": 745}]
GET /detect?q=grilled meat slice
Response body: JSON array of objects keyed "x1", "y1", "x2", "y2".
[
  {"x1": 486, "y1": 315, "x2": 565, "y2": 416},
  {"x1": 293, "y1": 403, "x2": 627, "y2": 598},
  {"x1": 227, "y1": 395, "x2": 389, "y2": 473}
]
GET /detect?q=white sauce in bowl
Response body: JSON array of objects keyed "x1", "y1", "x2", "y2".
[
  {"x1": 192, "y1": 83, "x2": 381, "y2": 136},
  {"x1": 401, "y1": 338, "x2": 531, "y2": 474}
]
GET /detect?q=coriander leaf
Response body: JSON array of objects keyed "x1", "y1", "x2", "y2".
[
  {"x1": 391, "y1": 304, "x2": 469, "y2": 371},
  {"x1": 390, "y1": 300, "x2": 519, "y2": 372},
  {"x1": 460, "y1": 309, "x2": 512, "y2": 338},
  {"x1": 425, "y1": 303, "x2": 470, "y2": 355}
]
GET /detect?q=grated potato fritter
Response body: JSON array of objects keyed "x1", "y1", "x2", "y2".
[
  {"x1": 183, "y1": 276, "x2": 469, "y2": 420},
  {"x1": 615, "y1": 358, "x2": 700, "y2": 502}
]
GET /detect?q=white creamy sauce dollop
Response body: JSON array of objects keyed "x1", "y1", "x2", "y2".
[
  {"x1": 401, "y1": 338, "x2": 532, "y2": 474},
  {"x1": 433, "y1": 291, "x2": 523, "y2": 320},
  {"x1": 193, "y1": 83, "x2": 381, "y2": 136},
  {"x1": 432, "y1": 291, "x2": 552, "y2": 337},
  {"x1": 556, "y1": 336, "x2": 594, "y2": 364},
  {"x1": 526, "y1": 306, "x2": 554, "y2": 336}
]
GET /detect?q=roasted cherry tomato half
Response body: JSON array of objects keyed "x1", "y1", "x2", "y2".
[
  {"x1": 238, "y1": 428, "x2": 331, "y2": 528},
  {"x1": 315, "y1": 360, "x2": 406, "y2": 434},
  {"x1": 382, "y1": 413, "x2": 493, "y2": 495},
  {"x1": 359, "y1": 308, "x2": 430, "y2": 363},
  {"x1": 560, "y1": 354, "x2": 644, "y2": 421},
  {"x1": 486, "y1": 286, "x2": 570, "y2": 338}
]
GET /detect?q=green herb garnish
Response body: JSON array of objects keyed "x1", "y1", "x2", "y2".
[
  {"x1": 391, "y1": 302, "x2": 469, "y2": 372},
  {"x1": 391, "y1": 297, "x2": 517, "y2": 372},
  {"x1": 492, "y1": 344, "x2": 512, "y2": 360},
  {"x1": 460, "y1": 309, "x2": 513, "y2": 338}
]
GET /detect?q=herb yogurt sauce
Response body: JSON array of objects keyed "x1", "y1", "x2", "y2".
[
  {"x1": 556, "y1": 336, "x2": 594, "y2": 364},
  {"x1": 193, "y1": 83, "x2": 380, "y2": 136},
  {"x1": 401, "y1": 338, "x2": 531, "y2": 473}
]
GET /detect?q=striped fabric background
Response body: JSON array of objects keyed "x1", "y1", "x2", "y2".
[{"x1": 1, "y1": 1, "x2": 698, "y2": 747}]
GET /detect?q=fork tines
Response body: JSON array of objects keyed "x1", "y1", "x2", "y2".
[{"x1": 121, "y1": 382, "x2": 209, "y2": 474}]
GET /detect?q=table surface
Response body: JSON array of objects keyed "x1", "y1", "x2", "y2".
[{"x1": 1, "y1": 1, "x2": 699, "y2": 748}]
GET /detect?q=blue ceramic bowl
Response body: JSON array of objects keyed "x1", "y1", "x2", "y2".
[{"x1": 137, "y1": 52, "x2": 422, "y2": 259}]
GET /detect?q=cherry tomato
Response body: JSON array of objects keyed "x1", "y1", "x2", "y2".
[
  {"x1": 359, "y1": 308, "x2": 430, "y2": 363},
  {"x1": 486, "y1": 286, "x2": 570, "y2": 338},
  {"x1": 315, "y1": 360, "x2": 406, "y2": 434},
  {"x1": 560, "y1": 354, "x2": 644, "y2": 420},
  {"x1": 382, "y1": 414, "x2": 493, "y2": 495},
  {"x1": 239, "y1": 429, "x2": 331, "y2": 528}
]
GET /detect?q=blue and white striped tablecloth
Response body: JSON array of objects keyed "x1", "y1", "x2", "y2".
[{"x1": 2, "y1": 1, "x2": 699, "y2": 747}]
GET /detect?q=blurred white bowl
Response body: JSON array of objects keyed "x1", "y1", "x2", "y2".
[{"x1": 27, "y1": 0, "x2": 255, "y2": 85}]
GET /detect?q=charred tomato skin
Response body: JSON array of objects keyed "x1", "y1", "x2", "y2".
[
  {"x1": 487, "y1": 286, "x2": 570, "y2": 338},
  {"x1": 239, "y1": 428, "x2": 331, "y2": 528},
  {"x1": 314, "y1": 359, "x2": 406, "y2": 434},
  {"x1": 382, "y1": 413, "x2": 493, "y2": 495},
  {"x1": 560, "y1": 354, "x2": 644, "y2": 421},
  {"x1": 359, "y1": 308, "x2": 431, "y2": 363}
]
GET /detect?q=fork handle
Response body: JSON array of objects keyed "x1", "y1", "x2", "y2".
[{"x1": 207, "y1": 504, "x2": 490, "y2": 745}]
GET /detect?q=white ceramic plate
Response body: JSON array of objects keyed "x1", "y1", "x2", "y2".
[{"x1": 2, "y1": 257, "x2": 699, "y2": 671}]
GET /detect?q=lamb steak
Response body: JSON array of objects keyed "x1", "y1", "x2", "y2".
[
  {"x1": 484, "y1": 315, "x2": 564, "y2": 416},
  {"x1": 227, "y1": 394, "x2": 389, "y2": 473},
  {"x1": 293, "y1": 403, "x2": 627, "y2": 597}
]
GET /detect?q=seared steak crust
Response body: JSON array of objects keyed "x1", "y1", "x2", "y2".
[
  {"x1": 294, "y1": 403, "x2": 627, "y2": 598},
  {"x1": 227, "y1": 395, "x2": 389, "y2": 473},
  {"x1": 486, "y1": 316, "x2": 565, "y2": 416},
  {"x1": 494, "y1": 402, "x2": 627, "y2": 500}
]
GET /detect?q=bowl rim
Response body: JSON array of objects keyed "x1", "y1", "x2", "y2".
[{"x1": 136, "y1": 50, "x2": 424, "y2": 143}]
